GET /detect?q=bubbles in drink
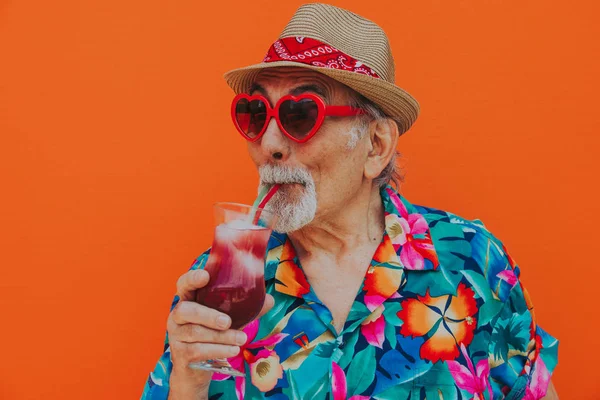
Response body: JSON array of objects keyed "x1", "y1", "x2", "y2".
[
  {"x1": 226, "y1": 219, "x2": 261, "y2": 230},
  {"x1": 196, "y1": 219, "x2": 271, "y2": 329}
]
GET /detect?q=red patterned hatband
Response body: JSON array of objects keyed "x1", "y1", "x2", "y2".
[{"x1": 262, "y1": 36, "x2": 380, "y2": 79}]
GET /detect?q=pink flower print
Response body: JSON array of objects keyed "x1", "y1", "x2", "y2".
[
  {"x1": 497, "y1": 270, "x2": 518, "y2": 288},
  {"x1": 212, "y1": 319, "x2": 287, "y2": 400},
  {"x1": 523, "y1": 356, "x2": 551, "y2": 400},
  {"x1": 360, "y1": 305, "x2": 386, "y2": 348},
  {"x1": 331, "y1": 361, "x2": 347, "y2": 400},
  {"x1": 447, "y1": 343, "x2": 493, "y2": 400},
  {"x1": 234, "y1": 375, "x2": 245, "y2": 400},
  {"x1": 384, "y1": 188, "x2": 438, "y2": 271},
  {"x1": 331, "y1": 361, "x2": 371, "y2": 400}
]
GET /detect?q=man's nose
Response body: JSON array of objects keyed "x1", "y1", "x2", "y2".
[{"x1": 260, "y1": 118, "x2": 290, "y2": 161}]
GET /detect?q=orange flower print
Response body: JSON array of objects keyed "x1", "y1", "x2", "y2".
[
  {"x1": 364, "y1": 235, "x2": 404, "y2": 311},
  {"x1": 275, "y1": 241, "x2": 310, "y2": 297},
  {"x1": 397, "y1": 283, "x2": 478, "y2": 362},
  {"x1": 372, "y1": 234, "x2": 398, "y2": 264}
]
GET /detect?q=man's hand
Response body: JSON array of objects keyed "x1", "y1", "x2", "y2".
[{"x1": 166, "y1": 269, "x2": 274, "y2": 400}]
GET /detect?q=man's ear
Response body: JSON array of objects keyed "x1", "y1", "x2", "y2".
[{"x1": 364, "y1": 118, "x2": 398, "y2": 180}]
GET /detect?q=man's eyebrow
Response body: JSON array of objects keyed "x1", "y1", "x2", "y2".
[
  {"x1": 290, "y1": 84, "x2": 329, "y2": 101},
  {"x1": 248, "y1": 83, "x2": 267, "y2": 95},
  {"x1": 247, "y1": 82, "x2": 331, "y2": 102}
]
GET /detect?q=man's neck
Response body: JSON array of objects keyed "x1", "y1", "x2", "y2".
[{"x1": 288, "y1": 184, "x2": 385, "y2": 262}]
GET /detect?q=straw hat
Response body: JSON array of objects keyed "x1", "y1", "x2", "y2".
[{"x1": 223, "y1": 3, "x2": 420, "y2": 135}]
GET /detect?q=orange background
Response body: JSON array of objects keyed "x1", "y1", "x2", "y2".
[{"x1": 1, "y1": 0, "x2": 598, "y2": 398}]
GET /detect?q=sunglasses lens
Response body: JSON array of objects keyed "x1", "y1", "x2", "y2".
[
  {"x1": 235, "y1": 98, "x2": 267, "y2": 139},
  {"x1": 279, "y1": 98, "x2": 319, "y2": 140}
]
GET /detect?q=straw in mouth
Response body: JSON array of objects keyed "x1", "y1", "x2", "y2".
[
  {"x1": 251, "y1": 184, "x2": 281, "y2": 226},
  {"x1": 257, "y1": 184, "x2": 281, "y2": 210}
]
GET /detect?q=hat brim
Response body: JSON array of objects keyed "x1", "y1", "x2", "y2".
[{"x1": 223, "y1": 61, "x2": 420, "y2": 135}]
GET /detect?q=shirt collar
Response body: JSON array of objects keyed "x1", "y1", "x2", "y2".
[{"x1": 264, "y1": 185, "x2": 441, "y2": 284}]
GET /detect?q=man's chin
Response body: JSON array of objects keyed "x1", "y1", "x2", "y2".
[{"x1": 265, "y1": 194, "x2": 315, "y2": 233}]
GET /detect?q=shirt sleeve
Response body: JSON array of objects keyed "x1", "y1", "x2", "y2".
[
  {"x1": 140, "y1": 252, "x2": 210, "y2": 400},
  {"x1": 486, "y1": 248, "x2": 559, "y2": 399}
]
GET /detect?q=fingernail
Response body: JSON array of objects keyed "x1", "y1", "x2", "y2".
[
  {"x1": 230, "y1": 346, "x2": 240, "y2": 356},
  {"x1": 216, "y1": 315, "x2": 230, "y2": 329},
  {"x1": 236, "y1": 332, "x2": 247, "y2": 345}
]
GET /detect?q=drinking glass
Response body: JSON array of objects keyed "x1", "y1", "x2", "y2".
[{"x1": 189, "y1": 202, "x2": 277, "y2": 376}]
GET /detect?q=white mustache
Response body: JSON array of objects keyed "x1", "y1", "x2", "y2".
[{"x1": 258, "y1": 164, "x2": 313, "y2": 187}]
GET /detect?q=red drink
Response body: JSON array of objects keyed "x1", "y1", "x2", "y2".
[
  {"x1": 195, "y1": 221, "x2": 271, "y2": 329},
  {"x1": 189, "y1": 202, "x2": 277, "y2": 376}
]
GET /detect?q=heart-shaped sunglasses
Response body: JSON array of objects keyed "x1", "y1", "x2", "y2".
[{"x1": 231, "y1": 93, "x2": 365, "y2": 143}]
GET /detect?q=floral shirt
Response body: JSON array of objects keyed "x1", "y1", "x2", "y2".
[{"x1": 142, "y1": 186, "x2": 558, "y2": 400}]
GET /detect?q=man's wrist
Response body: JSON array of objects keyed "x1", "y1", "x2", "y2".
[{"x1": 167, "y1": 367, "x2": 210, "y2": 400}]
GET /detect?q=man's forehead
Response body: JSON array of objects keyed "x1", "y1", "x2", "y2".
[{"x1": 250, "y1": 67, "x2": 347, "y2": 100}]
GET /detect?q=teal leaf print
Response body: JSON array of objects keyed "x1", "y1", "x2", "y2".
[
  {"x1": 373, "y1": 384, "x2": 412, "y2": 400},
  {"x1": 492, "y1": 317, "x2": 528, "y2": 361},
  {"x1": 347, "y1": 301, "x2": 371, "y2": 322},
  {"x1": 382, "y1": 302, "x2": 403, "y2": 325},
  {"x1": 284, "y1": 369, "x2": 302, "y2": 400},
  {"x1": 461, "y1": 270, "x2": 493, "y2": 302},
  {"x1": 414, "y1": 366, "x2": 455, "y2": 387},
  {"x1": 469, "y1": 330, "x2": 491, "y2": 357},
  {"x1": 346, "y1": 345, "x2": 376, "y2": 396},
  {"x1": 258, "y1": 296, "x2": 296, "y2": 333},
  {"x1": 384, "y1": 321, "x2": 397, "y2": 349},
  {"x1": 337, "y1": 331, "x2": 360, "y2": 370},
  {"x1": 426, "y1": 386, "x2": 459, "y2": 400},
  {"x1": 538, "y1": 326, "x2": 559, "y2": 372},
  {"x1": 440, "y1": 262, "x2": 464, "y2": 292},
  {"x1": 406, "y1": 270, "x2": 456, "y2": 297},
  {"x1": 303, "y1": 373, "x2": 330, "y2": 400},
  {"x1": 313, "y1": 340, "x2": 338, "y2": 358},
  {"x1": 477, "y1": 297, "x2": 504, "y2": 326}
]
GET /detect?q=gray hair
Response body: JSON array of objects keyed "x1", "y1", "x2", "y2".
[{"x1": 347, "y1": 92, "x2": 404, "y2": 189}]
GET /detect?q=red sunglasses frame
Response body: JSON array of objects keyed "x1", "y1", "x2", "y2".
[{"x1": 231, "y1": 93, "x2": 365, "y2": 143}]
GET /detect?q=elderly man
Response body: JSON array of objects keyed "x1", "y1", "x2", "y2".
[{"x1": 142, "y1": 3, "x2": 558, "y2": 400}]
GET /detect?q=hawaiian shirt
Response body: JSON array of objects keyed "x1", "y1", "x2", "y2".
[{"x1": 142, "y1": 185, "x2": 558, "y2": 400}]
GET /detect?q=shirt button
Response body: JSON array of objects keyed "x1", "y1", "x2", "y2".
[{"x1": 331, "y1": 348, "x2": 343, "y2": 362}]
